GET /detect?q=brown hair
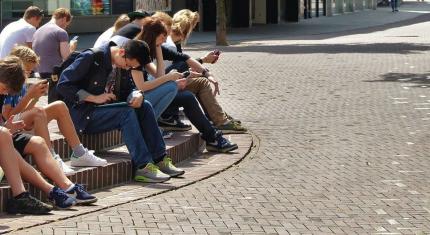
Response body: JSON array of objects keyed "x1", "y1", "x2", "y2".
[
  {"x1": 23, "y1": 6, "x2": 44, "y2": 20},
  {"x1": 53, "y1": 8, "x2": 72, "y2": 22},
  {"x1": 113, "y1": 14, "x2": 130, "y2": 33},
  {"x1": 135, "y1": 18, "x2": 167, "y2": 60},
  {"x1": 0, "y1": 56, "x2": 26, "y2": 94},
  {"x1": 9, "y1": 46, "x2": 40, "y2": 65},
  {"x1": 152, "y1": 11, "x2": 173, "y2": 31}
]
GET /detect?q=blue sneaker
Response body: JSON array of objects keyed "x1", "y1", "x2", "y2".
[
  {"x1": 48, "y1": 187, "x2": 76, "y2": 209},
  {"x1": 206, "y1": 131, "x2": 238, "y2": 153},
  {"x1": 66, "y1": 184, "x2": 97, "y2": 205}
]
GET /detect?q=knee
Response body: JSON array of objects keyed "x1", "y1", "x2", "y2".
[
  {"x1": 0, "y1": 128, "x2": 12, "y2": 142},
  {"x1": 165, "y1": 81, "x2": 178, "y2": 94},
  {"x1": 51, "y1": 101, "x2": 69, "y2": 113},
  {"x1": 30, "y1": 136, "x2": 47, "y2": 147},
  {"x1": 32, "y1": 107, "x2": 47, "y2": 121}
]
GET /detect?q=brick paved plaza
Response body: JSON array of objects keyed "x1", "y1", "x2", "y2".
[{"x1": 3, "y1": 1, "x2": 430, "y2": 234}]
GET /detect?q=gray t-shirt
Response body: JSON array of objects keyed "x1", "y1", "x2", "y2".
[{"x1": 33, "y1": 22, "x2": 69, "y2": 74}]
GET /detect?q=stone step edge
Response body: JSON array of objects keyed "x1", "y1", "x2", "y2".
[{"x1": 0, "y1": 130, "x2": 204, "y2": 213}]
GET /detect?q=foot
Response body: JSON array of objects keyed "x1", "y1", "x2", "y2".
[
  {"x1": 134, "y1": 163, "x2": 171, "y2": 183},
  {"x1": 216, "y1": 121, "x2": 247, "y2": 134},
  {"x1": 160, "y1": 127, "x2": 174, "y2": 139},
  {"x1": 6, "y1": 192, "x2": 53, "y2": 215},
  {"x1": 158, "y1": 116, "x2": 192, "y2": 131},
  {"x1": 70, "y1": 149, "x2": 107, "y2": 167},
  {"x1": 54, "y1": 154, "x2": 75, "y2": 174},
  {"x1": 48, "y1": 187, "x2": 77, "y2": 209},
  {"x1": 66, "y1": 184, "x2": 97, "y2": 205},
  {"x1": 157, "y1": 156, "x2": 185, "y2": 177},
  {"x1": 206, "y1": 132, "x2": 238, "y2": 153}
]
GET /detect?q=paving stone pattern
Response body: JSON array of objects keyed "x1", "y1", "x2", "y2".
[{"x1": 13, "y1": 3, "x2": 430, "y2": 234}]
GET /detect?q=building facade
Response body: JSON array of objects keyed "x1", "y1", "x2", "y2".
[{"x1": 0, "y1": 0, "x2": 376, "y2": 33}]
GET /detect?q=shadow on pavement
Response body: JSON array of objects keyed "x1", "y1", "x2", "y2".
[
  {"x1": 365, "y1": 72, "x2": 430, "y2": 88},
  {"x1": 187, "y1": 42, "x2": 430, "y2": 55}
]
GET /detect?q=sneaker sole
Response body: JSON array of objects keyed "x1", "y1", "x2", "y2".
[
  {"x1": 50, "y1": 200, "x2": 77, "y2": 210},
  {"x1": 6, "y1": 207, "x2": 52, "y2": 215},
  {"x1": 206, "y1": 144, "x2": 239, "y2": 153},
  {"x1": 217, "y1": 129, "x2": 247, "y2": 134},
  {"x1": 134, "y1": 175, "x2": 170, "y2": 183},
  {"x1": 70, "y1": 163, "x2": 107, "y2": 167},
  {"x1": 75, "y1": 198, "x2": 98, "y2": 205},
  {"x1": 165, "y1": 170, "x2": 185, "y2": 178}
]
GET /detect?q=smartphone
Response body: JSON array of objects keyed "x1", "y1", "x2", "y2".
[
  {"x1": 71, "y1": 35, "x2": 79, "y2": 41},
  {"x1": 214, "y1": 49, "x2": 221, "y2": 56},
  {"x1": 182, "y1": 71, "x2": 191, "y2": 78},
  {"x1": 12, "y1": 113, "x2": 22, "y2": 123}
]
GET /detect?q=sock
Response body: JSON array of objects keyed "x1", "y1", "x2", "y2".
[
  {"x1": 72, "y1": 144, "x2": 86, "y2": 158},
  {"x1": 14, "y1": 191, "x2": 28, "y2": 199},
  {"x1": 65, "y1": 184, "x2": 75, "y2": 192}
]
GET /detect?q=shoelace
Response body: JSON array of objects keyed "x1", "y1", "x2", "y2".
[
  {"x1": 146, "y1": 163, "x2": 159, "y2": 173},
  {"x1": 216, "y1": 136, "x2": 229, "y2": 147},
  {"x1": 53, "y1": 188, "x2": 70, "y2": 202},
  {"x1": 27, "y1": 195, "x2": 48, "y2": 209},
  {"x1": 74, "y1": 184, "x2": 85, "y2": 194},
  {"x1": 86, "y1": 150, "x2": 106, "y2": 162}
]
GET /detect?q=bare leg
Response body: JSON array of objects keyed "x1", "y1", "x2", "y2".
[
  {"x1": 21, "y1": 107, "x2": 53, "y2": 149},
  {"x1": 22, "y1": 136, "x2": 73, "y2": 191},
  {"x1": 0, "y1": 128, "x2": 26, "y2": 196},
  {"x1": 44, "y1": 101, "x2": 80, "y2": 148}
]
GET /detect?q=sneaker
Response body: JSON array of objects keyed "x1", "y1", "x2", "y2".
[
  {"x1": 216, "y1": 121, "x2": 247, "y2": 134},
  {"x1": 226, "y1": 113, "x2": 241, "y2": 124},
  {"x1": 48, "y1": 187, "x2": 77, "y2": 209},
  {"x1": 158, "y1": 116, "x2": 192, "y2": 131},
  {"x1": 134, "y1": 163, "x2": 171, "y2": 183},
  {"x1": 6, "y1": 192, "x2": 53, "y2": 215},
  {"x1": 66, "y1": 184, "x2": 97, "y2": 205},
  {"x1": 206, "y1": 132, "x2": 238, "y2": 153},
  {"x1": 157, "y1": 156, "x2": 185, "y2": 177},
  {"x1": 70, "y1": 149, "x2": 107, "y2": 167},
  {"x1": 0, "y1": 166, "x2": 4, "y2": 182},
  {"x1": 54, "y1": 154, "x2": 75, "y2": 174},
  {"x1": 159, "y1": 127, "x2": 174, "y2": 139}
]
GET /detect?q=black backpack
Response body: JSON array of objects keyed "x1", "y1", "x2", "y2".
[{"x1": 49, "y1": 48, "x2": 104, "y2": 103}]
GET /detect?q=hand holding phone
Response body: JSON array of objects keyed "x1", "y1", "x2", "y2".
[
  {"x1": 71, "y1": 35, "x2": 79, "y2": 41},
  {"x1": 212, "y1": 50, "x2": 221, "y2": 64},
  {"x1": 182, "y1": 71, "x2": 191, "y2": 78}
]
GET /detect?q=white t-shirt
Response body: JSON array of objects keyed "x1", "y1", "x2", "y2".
[
  {"x1": 94, "y1": 27, "x2": 114, "y2": 48},
  {"x1": 0, "y1": 19, "x2": 36, "y2": 59}
]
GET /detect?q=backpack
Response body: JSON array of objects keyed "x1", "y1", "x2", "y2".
[{"x1": 49, "y1": 48, "x2": 104, "y2": 102}]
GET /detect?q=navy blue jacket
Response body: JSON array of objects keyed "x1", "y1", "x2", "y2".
[{"x1": 57, "y1": 43, "x2": 116, "y2": 133}]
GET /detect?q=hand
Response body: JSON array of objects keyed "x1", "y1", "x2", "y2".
[
  {"x1": 188, "y1": 70, "x2": 202, "y2": 78},
  {"x1": 27, "y1": 80, "x2": 48, "y2": 98},
  {"x1": 202, "y1": 51, "x2": 219, "y2": 64},
  {"x1": 128, "y1": 91, "x2": 144, "y2": 108},
  {"x1": 70, "y1": 40, "x2": 78, "y2": 52},
  {"x1": 167, "y1": 70, "x2": 183, "y2": 81},
  {"x1": 4, "y1": 115, "x2": 25, "y2": 134},
  {"x1": 176, "y1": 78, "x2": 187, "y2": 90},
  {"x1": 208, "y1": 76, "x2": 220, "y2": 96},
  {"x1": 92, "y1": 93, "x2": 116, "y2": 104}
]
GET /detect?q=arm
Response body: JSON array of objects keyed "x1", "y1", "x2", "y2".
[
  {"x1": 60, "y1": 41, "x2": 77, "y2": 60},
  {"x1": 154, "y1": 45, "x2": 165, "y2": 78},
  {"x1": 130, "y1": 69, "x2": 182, "y2": 92},
  {"x1": 2, "y1": 82, "x2": 47, "y2": 119}
]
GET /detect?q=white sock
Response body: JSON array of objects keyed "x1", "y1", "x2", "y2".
[{"x1": 65, "y1": 184, "x2": 75, "y2": 192}]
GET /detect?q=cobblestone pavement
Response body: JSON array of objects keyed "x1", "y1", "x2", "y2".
[{"x1": 16, "y1": 2, "x2": 430, "y2": 235}]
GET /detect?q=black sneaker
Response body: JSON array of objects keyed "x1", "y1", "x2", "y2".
[
  {"x1": 206, "y1": 132, "x2": 238, "y2": 153},
  {"x1": 158, "y1": 116, "x2": 192, "y2": 131},
  {"x1": 6, "y1": 192, "x2": 53, "y2": 215}
]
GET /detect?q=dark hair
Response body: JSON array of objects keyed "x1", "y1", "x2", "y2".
[
  {"x1": 123, "y1": 40, "x2": 150, "y2": 67},
  {"x1": 23, "y1": 6, "x2": 44, "y2": 20},
  {"x1": 0, "y1": 56, "x2": 26, "y2": 94},
  {"x1": 135, "y1": 18, "x2": 167, "y2": 60}
]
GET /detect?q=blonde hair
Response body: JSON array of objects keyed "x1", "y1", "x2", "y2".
[
  {"x1": 53, "y1": 8, "x2": 72, "y2": 22},
  {"x1": 152, "y1": 11, "x2": 173, "y2": 31},
  {"x1": 113, "y1": 14, "x2": 130, "y2": 33},
  {"x1": 9, "y1": 46, "x2": 40, "y2": 65},
  {"x1": 172, "y1": 9, "x2": 199, "y2": 44}
]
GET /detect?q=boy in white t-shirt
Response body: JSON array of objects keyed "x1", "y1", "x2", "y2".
[{"x1": 0, "y1": 6, "x2": 43, "y2": 59}]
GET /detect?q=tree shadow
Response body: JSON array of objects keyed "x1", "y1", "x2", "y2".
[
  {"x1": 365, "y1": 72, "x2": 430, "y2": 88},
  {"x1": 187, "y1": 42, "x2": 430, "y2": 55}
]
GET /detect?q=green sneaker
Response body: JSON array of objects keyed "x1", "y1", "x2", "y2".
[
  {"x1": 134, "y1": 163, "x2": 171, "y2": 183},
  {"x1": 216, "y1": 121, "x2": 247, "y2": 134},
  {"x1": 157, "y1": 156, "x2": 185, "y2": 177}
]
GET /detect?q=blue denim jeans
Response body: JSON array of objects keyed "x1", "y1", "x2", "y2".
[
  {"x1": 391, "y1": 0, "x2": 398, "y2": 10},
  {"x1": 84, "y1": 101, "x2": 166, "y2": 169},
  {"x1": 165, "y1": 91, "x2": 217, "y2": 142},
  {"x1": 144, "y1": 81, "x2": 177, "y2": 119}
]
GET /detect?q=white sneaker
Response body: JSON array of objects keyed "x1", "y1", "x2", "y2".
[
  {"x1": 53, "y1": 154, "x2": 75, "y2": 174},
  {"x1": 70, "y1": 150, "x2": 107, "y2": 167}
]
